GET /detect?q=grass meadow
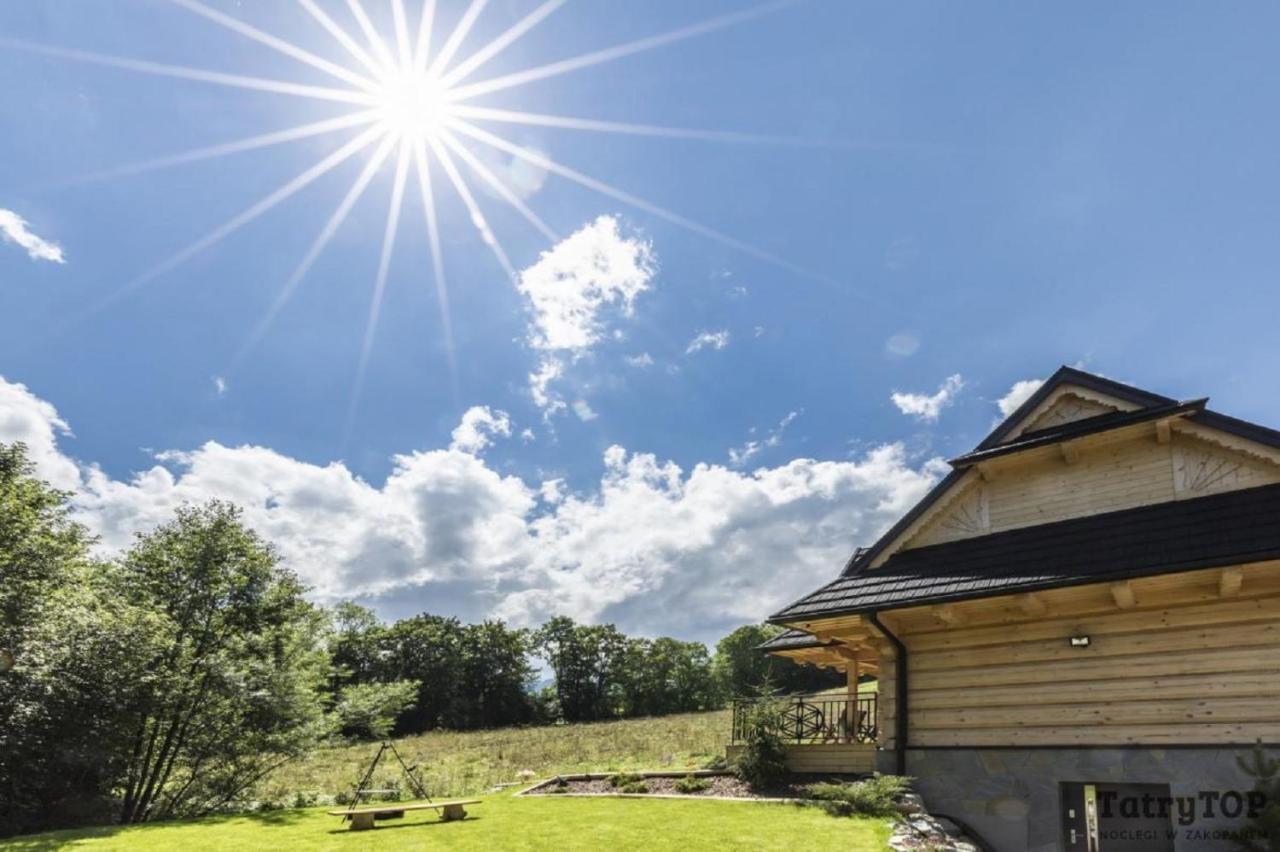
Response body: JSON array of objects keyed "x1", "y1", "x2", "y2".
[{"x1": 263, "y1": 709, "x2": 731, "y2": 804}]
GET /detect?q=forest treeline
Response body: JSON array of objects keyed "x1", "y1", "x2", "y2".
[{"x1": 0, "y1": 442, "x2": 837, "y2": 836}]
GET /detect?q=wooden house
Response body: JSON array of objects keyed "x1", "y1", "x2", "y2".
[{"x1": 753, "y1": 367, "x2": 1280, "y2": 851}]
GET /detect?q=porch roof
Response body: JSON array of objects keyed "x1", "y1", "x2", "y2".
[
  {"x1": 769, "y1": 481, "x2": 1280, "y2": 623},
  {"x1": 756, "y1": 628, "x2": 835, "y2": 652}
]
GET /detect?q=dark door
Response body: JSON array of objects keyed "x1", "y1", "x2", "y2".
[
  {"x1": 1062, "y1": 782, "x2": 1174, "y2": 852},
  {"x1": 1061, "y1": 783, "x2": 1098, "y2": 852}
]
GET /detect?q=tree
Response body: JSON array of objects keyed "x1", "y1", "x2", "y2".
[
  {"x1": 618, "y1": 637, "x2": 716, "y2": 717},
  {"x1": 328, "y1": 602, "x2": 387, "y2": 690},
  {"x1": 535, "y1": 617, "x2": 628, "y2": 722},
  {"x1": 381, "y1": 614, "x2": 465, "y2": 733},
  {"x1": 453, "y1": 621, "x2": 536, "y2": 729},
  {"x1": 713, "y1": 624, "x2": 842, "y2": 699},
  {"x1": 113, "y1": 501, "x2": 330, "y2": 823},
  {"x1": 0, "y1": 443, "x2": 141, "y2": 835},
  {"x1": 333, "y1": 681, "x2": 420, "y2": 740}
]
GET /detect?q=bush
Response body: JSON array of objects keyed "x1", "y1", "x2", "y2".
[
  {"x1": 608, "y1": 772, "x2": 644, "y2": 788},
  {"x1": 291, "y1": 791, "x2": 318, "y2": 809},
  {"x1": 734, "y1": 699, "x2": 789, "y2": 790},
  {"x1": 674, "y1": 775, "x2": 711, "y2": 794},
  {"x1": 619, "y1": 781, "x2": 650, "y2": 794},
  {"x1": 803, "y1": 775, "x2": 913, "y2": 818},
  {"x1": 547, "y1": 778, "x2": 569, "y2": 794}
]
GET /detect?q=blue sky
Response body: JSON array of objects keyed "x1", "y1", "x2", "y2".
[{"x1": 2, "y1": 1, "x2": 1278, "y2": 641}]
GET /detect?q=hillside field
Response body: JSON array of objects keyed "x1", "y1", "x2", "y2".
[{"x1": 264, "y1": 709, "x2": 732, "y2": 804}]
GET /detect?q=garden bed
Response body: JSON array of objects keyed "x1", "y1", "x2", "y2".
[{"x1": 521, "y1": 771, "x2": 870, "y2": 801}]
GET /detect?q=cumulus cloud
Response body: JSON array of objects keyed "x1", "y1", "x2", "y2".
[
  {"x1": 516, "y1": 215, "x2": 654, "y2": 414},
  {"x1": 729, "y1": 410, "x2": 800, "y2": 468},
  {"x1": 571, "y1": 400, "x2": 598, "y2": 422},
  {"x1": 996, "y1": 378, "x2": 1045, "y2": 418},
  {"x1": 212, "y1": 376, "x2": 228, "y2": 396},
  {"x1": 449, "y1": 406, "x2": 512, "y2": 454},
  {"x1": 0, "y1": 209, "x2": 65, "y2": 263},
  {"x1": 686, "y1": 330, "x2": 730, "y2": 355},
  {"x1": 625, "y1": 352, "x2": 654, "y2": 368},
  {"x1": 891, "y1": 374, "x2": 965, "y2": 422},
  {"x1": 0, "y1": 375, "x2": 945, "y2": 642},
  {"x1": 0, "y1": 378, "x2": 82, "y2": 491}
]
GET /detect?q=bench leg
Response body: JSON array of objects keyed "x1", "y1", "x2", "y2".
[
  {"x1": 441, "y1": 804, "x2": 467, "y2": 821},
  {"x1": 349, "y1": 812, "x2": 376, "y2": 831}
]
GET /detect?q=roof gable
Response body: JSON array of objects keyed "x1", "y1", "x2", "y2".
[
  {"x1": 979, "y1": 366, "x2": 1175, "y2": 450},
  {"x1": 841, "y1": 367, "x2": 1280, "y2": 577}
]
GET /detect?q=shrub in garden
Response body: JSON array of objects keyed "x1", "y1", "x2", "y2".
[
  {"x1": 804, "y1": 775, "x2": 912, "y2": 818},
  {"x1": 674, "y1": 775, "x2": 711, "y2": 794},
  {"x1": 734, "y1": 699, "x2": 789, "y2": 790},
  {"x1": 1236, "y1": 742, "x2": 1280, "y2": 848},
  {"x1": 619, "y1": 781, "x2": 650, "y2": 794},
  {"x1": 608, "y1": 772, "x2": 644, "y2": 788}
]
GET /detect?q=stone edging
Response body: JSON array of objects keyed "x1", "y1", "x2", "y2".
[{"x1": 515, "y1": 771, "x2": 797, "y2": 803}]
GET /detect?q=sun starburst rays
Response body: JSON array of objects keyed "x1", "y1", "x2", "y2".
[{"x1": 17, "y1": 0, "x2": 828, "y2": 422}]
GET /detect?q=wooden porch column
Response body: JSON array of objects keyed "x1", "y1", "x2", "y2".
[{"x1": 846, "y1": 655, "x2": 859, "y2": 743}]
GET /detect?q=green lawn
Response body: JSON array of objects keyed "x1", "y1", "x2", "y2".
[{"x1": 1, "y1": 790, "x2": 892, "y2": 851}]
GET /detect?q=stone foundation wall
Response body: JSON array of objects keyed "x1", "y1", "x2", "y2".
[{"x1": 881, "y1": 746, "x2": 1268, "y2": 852}]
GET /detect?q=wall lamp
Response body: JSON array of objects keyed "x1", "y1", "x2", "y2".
[{"x1": 1069, "y1": 635, "x2": 1091, "y2": 648}]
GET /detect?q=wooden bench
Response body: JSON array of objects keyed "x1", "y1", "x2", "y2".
[{"x1": 327, "y1": 799, "x2": 481, "y2": 831}]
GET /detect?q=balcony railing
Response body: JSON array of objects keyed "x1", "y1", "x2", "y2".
[{"x1": 730, "y1": 693, "x2": 878, "y2": 745}]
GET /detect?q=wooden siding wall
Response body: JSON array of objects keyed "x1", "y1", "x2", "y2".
[
  {"x1": 883, "y1": 565, "x2": 1280, "y2": 747},
  {"x1": 902, "y1": 431, "x2": 1280, "y2": 552}
]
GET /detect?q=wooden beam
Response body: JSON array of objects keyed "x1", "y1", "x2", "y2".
[
  {"x1": 1060, "y1": 442, "x2": 1080, "y2": 464},
  {"x1": 1156, "y1": 419, "x2": 1172, "y2": 445},
  {"x1": 1016, "y1": 592, "x2": 1048, "y2": 617},
  {"x1": 1219, "y1": 566, "x2": 1244, "y2": 598},
  {"x1": 934, "y1": 604, "x2": 966, "y2": 627},
  {"x1": 1110, "y1": 581, "x2": 1137, "y2": 609}
]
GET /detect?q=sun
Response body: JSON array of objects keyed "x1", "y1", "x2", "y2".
[
  {"x1": 6, "y1": 0, "x2": 819, "y2": 430},
  {"x1": 374, "y1": 68, "x2": 454, "y2": 143}
]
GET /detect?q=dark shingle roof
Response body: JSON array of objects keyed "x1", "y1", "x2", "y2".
[
  {"x1": 770, "y1": 482, "x2": 1280, "y2": 623},
  {"x1": 756, "y1": 628, "x2": 833, "y2": 652}
]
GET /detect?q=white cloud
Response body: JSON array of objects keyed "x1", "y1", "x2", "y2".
[
  {"x1": 516, "y1": 215, "x2": 653, "y2": 414},
  {"x1": 528, "y1": 357, "x2": 566, "y2": 416},
  {"x1": 0, "y1": 209, "x2": 65, "y2": 264},
  {"x1": 885, "y1": 332, "x2": 920, "y2": 358},
  {"x1": 212, "y1": 376, "x2": 228, "y2": 396},
  {"x1": 729, "y1": 410, "x2": 800, "y2": 468},
  {"x1": 996, "y1": 379, "x2": 1045, "y2": 418},
  {"x1": 891, "y1": 374, "x2": 965, "y2": 422},
  {"x1": 496, "y1": 443, "x2": 946, "y2": 637},
  {"x1": 0, "y1": 375, "x2": 946, "y2": 642},
  {"x1": 0, "y1": 378, "x2": 82, "y2": 491},
  {"x1": 686, "y1": 330, "x2": 730, "y2": 355},
  {"x1": 539, "y1": 478, "x2": 565, "y2": 505},
  {"x1": 625, "y1": 352, "x2": 654, "y2": 368},
  {"x1": 449, "y1": 406, "x2": 512, "y2": 455},
  {"x1": 571, "y1": 400, "x2": 598, "y2": 422}
]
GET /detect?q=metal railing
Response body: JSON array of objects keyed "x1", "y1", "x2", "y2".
[{"x1": 730, "y1": 693, "x2": 877, "y2": 745}]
